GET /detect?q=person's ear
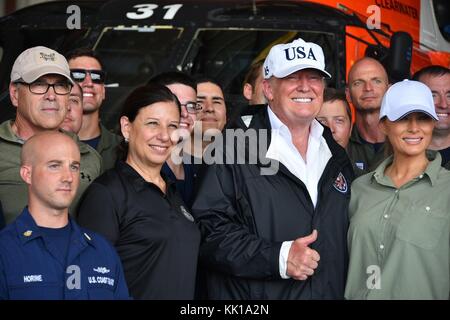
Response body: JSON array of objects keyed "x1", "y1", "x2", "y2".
[
  {"x1": 345, "y1": 86, "x2": 352, "y2": 104},
  {"x1": 9, "y1": 83, "x2": 19, "y2": 108},
  {"x1": 243, "y1": 83, "x2": 253, "y2": 101},
  {"x1": 262, "y1": 79, "x2": 274, "y2": 102},
  {"x1": 100, "y1": 83, "x2": 106, "y2": 101},
  {"x1": 120, "y1": 116, "x2": 131, "y2": 141},
  {"x1": 20, "y1": 165, "x2": 32, "y2": 185}
]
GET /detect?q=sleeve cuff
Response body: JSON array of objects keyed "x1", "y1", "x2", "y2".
[{"x1": 279, "y1": 240, "x2": 293, "y2": 279}]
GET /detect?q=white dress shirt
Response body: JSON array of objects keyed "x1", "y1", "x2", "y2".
[{"x1": 265, "y1": 107, "x2": 332, "y2": 279}]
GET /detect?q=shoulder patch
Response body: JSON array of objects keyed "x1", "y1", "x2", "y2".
[{"x1": 333, "y1": 172, "x2": 348, "y2": 193}]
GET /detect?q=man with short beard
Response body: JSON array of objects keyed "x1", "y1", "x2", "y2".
[{"x1": 346, "y1": 57, "x2": 390, "y2": 174}]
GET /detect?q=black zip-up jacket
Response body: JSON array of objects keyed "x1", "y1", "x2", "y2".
[{"x1": 192, "y1": 106, "x2": 354, "y2": 299}]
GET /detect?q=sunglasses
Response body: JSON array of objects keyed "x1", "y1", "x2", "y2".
[{"x1": 70, "y1": 69, "x2": 106, "y2": 84}]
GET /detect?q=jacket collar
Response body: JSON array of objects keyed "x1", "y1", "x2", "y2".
[
  {"x1": 14, "y1": 207, "x2": 95, "y2": 250},
  {"x1": 0, "y1": 120, "x2": 91, "y2": 156},
  {"x1": 0, "y1": 120, "x2": 24, "y2": 144},
  {"x1": 349, "y1": 126, "x2": 364, "y2": 145},
  {"x1": 248, "y1": 106, "x2": 350, "y2": 169},
  {"x1": 98, "y1": 123, "x2": 122, "y2": 152}
]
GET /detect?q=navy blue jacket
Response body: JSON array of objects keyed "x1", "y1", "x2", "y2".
[{"x1": 0, "y1": 208, "x2": 129, "y2": 300}]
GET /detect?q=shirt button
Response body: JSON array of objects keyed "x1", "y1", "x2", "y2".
[
  {"x1": 383, "y1": 214, "x2": 389, "y2": 219},
  {"x1": 419, "y1": 174, "x2": 424, "y2": 179},
  {"x1": 394, "y1": 190, "x2": 399, "y2": 194},
  {"x1": 425, "y1": 206, "x2": 431, "y2": 212},
  {"x1": 379, "y1": 244, "x2": 384, "y2": 250}
]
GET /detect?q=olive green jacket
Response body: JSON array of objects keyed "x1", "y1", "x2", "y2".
[
  {"x1": 0, "y1": 120, "x2": 102, "y2": 224},
  {"x1": 96, "y1": 123, "x2": 122, "y2": 172},
  {"x1": 347, "y1": 126, "x2": 388, "y2": 176}
]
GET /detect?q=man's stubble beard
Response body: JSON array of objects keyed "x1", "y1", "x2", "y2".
[
  {"x1": 82, "y1": 104, "x2": 101, "y2": 115},
  {"x1": 355, "y1": 106, "x2": 380, "y2": 115},
  {"x1": 432, "y1": 126, "x2": 450, "y2": 138}
]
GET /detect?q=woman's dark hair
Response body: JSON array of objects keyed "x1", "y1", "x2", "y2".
[
  {"x1": 118, "y1": 84, "x2": 181, "y2": 160},
  {"x1": 381, "y1": 119, "x2": 393, "y2": 159}
]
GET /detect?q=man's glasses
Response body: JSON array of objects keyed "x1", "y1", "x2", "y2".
[
  {"x1": 181, "y1": 101, "x2": 202, "y2": 114},
  {"x1": 70, "y1": 69, "x2": 106, "y2": 84},
  {"x1": 15, "y1": 81, "x2": 72, "y2": 95}
]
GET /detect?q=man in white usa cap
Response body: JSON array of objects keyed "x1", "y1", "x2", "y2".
[
  {"x1": 0, "y1": 46, "x2": 101, "y2": 224},
  {"x1": 192, "y1": 38, "x2": 354, "y2": 299}
]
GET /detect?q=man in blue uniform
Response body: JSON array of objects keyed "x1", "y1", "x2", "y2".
[{"x1": 0, "y1": 131, "x2": 129, "y2": 300}]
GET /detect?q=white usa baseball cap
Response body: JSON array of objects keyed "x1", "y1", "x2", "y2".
[
  {"x1": 379, "y1": 79, "x2": 438, "y2": 121},
  {"x1": 263, "y1": 38, "x2": 331, "y2": 79}
]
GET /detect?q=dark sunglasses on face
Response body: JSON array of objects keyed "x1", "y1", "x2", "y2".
[{"x1": 70, "y1": 69, "x2": 106, "y2": 84}]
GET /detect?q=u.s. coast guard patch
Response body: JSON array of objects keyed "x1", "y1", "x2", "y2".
[{"x1": 333, "y1": 172, "x2": 348, "y2": 193}]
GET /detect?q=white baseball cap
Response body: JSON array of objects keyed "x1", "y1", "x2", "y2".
[
  {"x1": 263, "y1": 37, "x2": 331, "y2": 79},
  {"x1": 379, "y1": 79, "x2": 438, "y2": 121},
  {"x1": 10, "y1": 46, "x2": 74, "y2": 84}
]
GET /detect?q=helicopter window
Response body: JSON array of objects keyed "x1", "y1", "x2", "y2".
[{"x1": 94, "y1": 26, "x2": 183, "y2": 86}]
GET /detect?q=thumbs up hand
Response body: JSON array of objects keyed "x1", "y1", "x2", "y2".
[{"x1": 286, "y1": 230, "x2": 320, "y2": 281}]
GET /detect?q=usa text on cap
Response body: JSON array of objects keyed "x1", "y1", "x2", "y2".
[{"x1": 263, "y1": 38, "x2": 331, "y2": 80}]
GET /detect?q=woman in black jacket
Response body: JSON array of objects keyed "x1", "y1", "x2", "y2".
[{"x1": 77, "y1": 84, "x2": 200, "y2": 300}]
